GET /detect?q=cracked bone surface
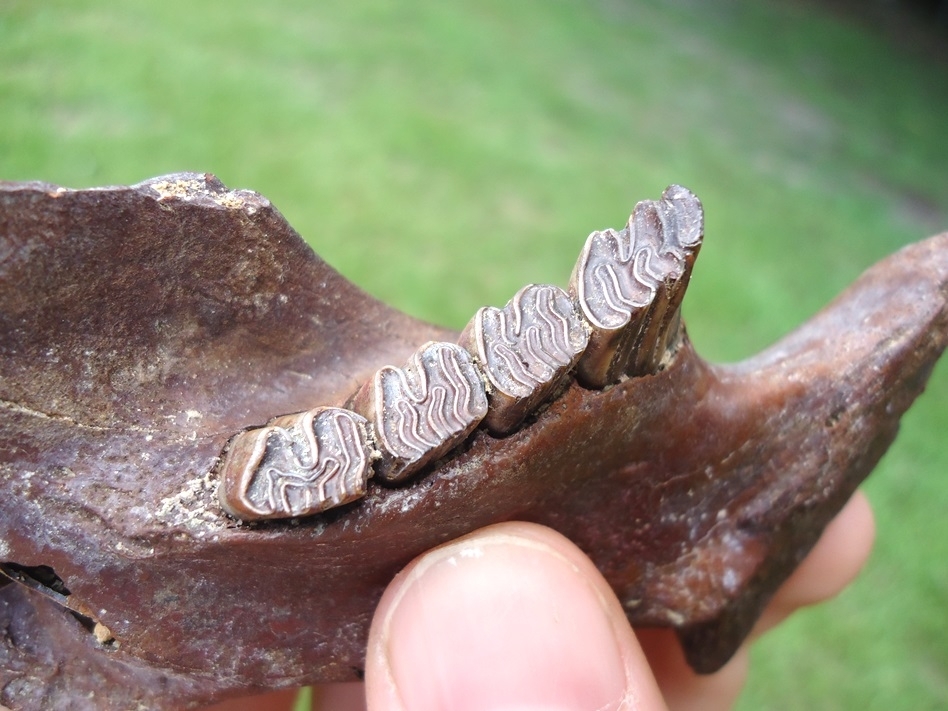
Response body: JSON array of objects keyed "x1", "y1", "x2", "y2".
[{"x1": 0, "y1": 173, "x2": 945, "y2": 710}]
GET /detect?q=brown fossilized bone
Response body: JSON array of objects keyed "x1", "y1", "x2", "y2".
[{"x1": 0, "y1": 173, "x2": 945, "y2": 710}]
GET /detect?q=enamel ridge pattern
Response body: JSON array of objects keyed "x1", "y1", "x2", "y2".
[
  {"x1": 460, "y1": 283, "x2": 589, "y2": 434},
  {"x1": 218, "y1": 407, "x2": 373, "y2": 520},
  {"x1": 217, "y1": 185, "x2": 704, "y2": 521},
  {"x1": 570, "y1": 184, "x2": 703, "y2": 386},
  {"x1": 351, "y1": 341, "x2": 488, "y2": 482}
]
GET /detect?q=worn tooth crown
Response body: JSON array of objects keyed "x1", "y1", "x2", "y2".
[
  {"x1": 353, "y1": 341, "x2": 488, "y2": 482},
  {"x1": 217, "y1": 407, "x2": 373, "y2": 521},
  {"x1": 479, "y1": 285, "x2": 588, "y2": 396},
  {"x1": 571, "y1": 185, "x2": 703, "y2": 387},
  {"x1": 460, "y1": 283, "x2": 589, "y2": 434},
  {"x1": 218, "y1": 186, "x2": 704, "y2": 521},
  {"x1": 660, "y1": 184, "x2": 703, "y2": 250}
]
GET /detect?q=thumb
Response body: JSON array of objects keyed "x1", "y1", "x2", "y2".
[{"x1": 365, "y1": 521, "x2": 667, "y2": 711}]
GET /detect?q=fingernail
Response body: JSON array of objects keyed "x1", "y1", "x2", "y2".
[{"x1": 376, "y1": 531, "x2": 629, "y2": 711}]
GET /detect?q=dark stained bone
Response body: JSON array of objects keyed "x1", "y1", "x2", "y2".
[
  {"x1": 0, "y1": 174, "x2": 945, "y2": 710},
  {"x1": 458, "y1": 283, "x2": 589, "y2": 435},
  {"x1": 217, "y1": 407, "x2": 374, "y2": 521}
]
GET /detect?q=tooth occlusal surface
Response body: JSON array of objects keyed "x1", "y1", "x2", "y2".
[
  {"x1": 217, "y1": 185, "x2": 705, "y2": 521},
  {"x1": 348, "y1": 341, "x2": 488, "y2": 483},
  {"x1": 459, "y1": 283, "x2": 589, "y2": 435},
  {"x1": 570, "y1": 185, "x2": 703, "y2": 388},
  {"x1": 217, "y1": 407, "x2": 374, "y2": 521}
]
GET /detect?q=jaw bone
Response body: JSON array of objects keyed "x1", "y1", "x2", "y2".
[{"x1": 0, "y1": 173, "x2": 944, "y2": 709}]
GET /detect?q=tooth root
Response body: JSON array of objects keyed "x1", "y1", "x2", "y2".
[
  {"x1": 459, "y1": 283, "x2": 590, "y2": 435},
  {"x1": 570, "y1": 185, "x2": 704, "y2": 388},
  {"x1": 349, "y1": 341, "x2": 488, "y2": 483},
  {"x1": 217, "y1": 407, "x2": 374, "y2": 521}
]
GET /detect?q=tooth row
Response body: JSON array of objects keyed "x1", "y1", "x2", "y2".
[{"x1": 217, "y1": 185, "x2": 704, "y2": 521}]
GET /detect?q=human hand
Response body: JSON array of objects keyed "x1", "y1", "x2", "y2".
[{"x1": 208, "y1": 491, "x2": 874, "y2": 711}]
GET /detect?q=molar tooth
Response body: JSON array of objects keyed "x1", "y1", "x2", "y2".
[
  {"x1": 633, "y1": 185, "x2": 703, "y2": 373},
  {"x1": 217, "y1": 407, "x2": 373, "y2": 521},
  {"x1": 349, "y1": 341, "x2": 488, "y2": 483},
  {"x1": 459, "y1": 283, "x2": 589, "y2": 435},
  {"x1": 570, "y1": 185, "x2": 703, "y2": 387}
]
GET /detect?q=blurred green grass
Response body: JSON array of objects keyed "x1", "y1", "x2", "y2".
[{"x1": 2, "y1": 0, "x2": 946, "y2": 708}]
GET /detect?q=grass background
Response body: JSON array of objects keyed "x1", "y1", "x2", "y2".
[{"x1": 2, "y1": 0, "x2": 946, "y2": 708}]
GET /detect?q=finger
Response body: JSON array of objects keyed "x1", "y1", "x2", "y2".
[
  {"x1": 635, "y1": 628, "x2": 748, "y2": 711},
  {"x1": 752, "y1": 490, "x2": 876, "y2": 638},
  {"x1": 365, "y1": 521, "x2": 668, "y2": 711}
]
